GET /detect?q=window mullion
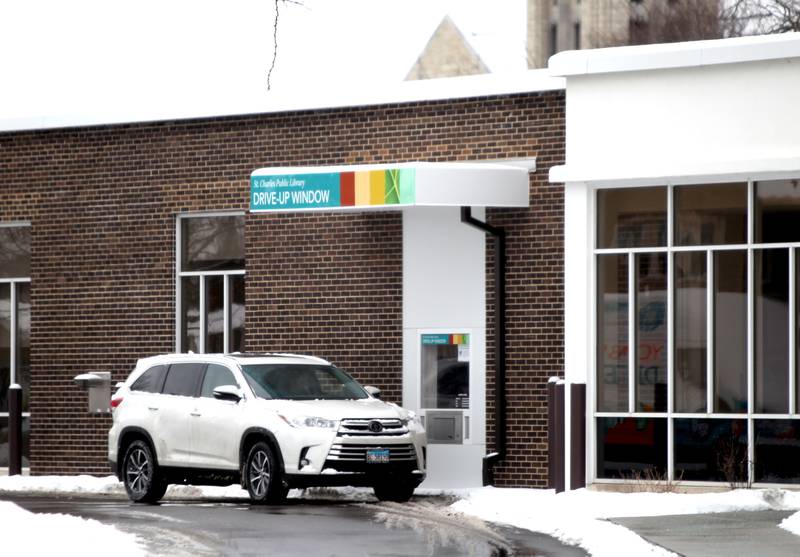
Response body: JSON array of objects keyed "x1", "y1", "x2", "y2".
[
  {"x1": 199, "y1": 274, "x2": 206, "y2": 354},
  {"x1": 707, "y1": 250, "x2": 714, "y2": 414},
  {"x1": 223, "y1": 275, "x2": 230, "y2": 354},
  {"x1": 10, "y1": 282, "x2": 17, "y2": 385},
  {"x1": 790, "y1": 248, "x2": 797, "y2": 415},
  {"x1": 628, "y1": 252, "x2": 636, "y2": 414},
  {"x1": 747, "y1": 246, "x2": 755, "y2": 485}
]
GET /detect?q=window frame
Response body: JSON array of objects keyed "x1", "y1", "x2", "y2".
[
  {"x1": 0, "y1": 222, "x2": 32, "y2": 469},
  {"x1": 592, "y1": 177, "x2": 800, "y2": 487},
  {"x1": 175, "y1": 212, "x2": 245, "y2": 354}
]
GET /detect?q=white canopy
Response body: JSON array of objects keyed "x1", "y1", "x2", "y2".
[{"x1": 250, "y1": 161, "x2": 532, "y2": 212}]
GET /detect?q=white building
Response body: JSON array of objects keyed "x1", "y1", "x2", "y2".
[{"x1": 551, "y1": 32, "x2": 800, "y2": 488}]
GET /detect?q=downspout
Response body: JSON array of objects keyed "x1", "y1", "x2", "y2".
[{"x1": 460, "y1": 207, "x2": 506, "y2": 486}]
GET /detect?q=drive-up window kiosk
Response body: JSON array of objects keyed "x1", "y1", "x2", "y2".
[
  {"x1": 250, "y1": 161, "x2": 531, "y2": 487},
  {"x1": 421, "y1": 333, "x2": 470, "y2": 444}
]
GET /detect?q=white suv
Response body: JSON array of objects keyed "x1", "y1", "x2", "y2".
[{"x1": 108, "y1": 353, "x2": 426, "y2": 504}]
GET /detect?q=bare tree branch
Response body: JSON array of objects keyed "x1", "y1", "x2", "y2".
[{"x1": 267, "y1": 0, "x2": 304, "y2": 91}]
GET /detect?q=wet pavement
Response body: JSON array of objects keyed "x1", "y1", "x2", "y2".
[
  {"x1": 4, "y1": 495, "x2": 587, "y2": 557},
  {"x1": 613, "y1": 510, "x2": 800, "y2": 557}
]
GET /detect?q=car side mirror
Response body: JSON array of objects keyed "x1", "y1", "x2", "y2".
[
  {"x1": 213, "y1": 385, "x2": 242, "y2": 402},
  {"x1": 364, "y1": 385, "x2": 381, "y2": 399}
]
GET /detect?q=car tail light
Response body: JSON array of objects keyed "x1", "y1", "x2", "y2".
[{"x1": 110, "y1": 396, "x2": 123, "y2": 409}]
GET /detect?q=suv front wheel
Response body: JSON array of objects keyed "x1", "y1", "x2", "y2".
[
  {"x1": 122, "y1": 440, "x2": 168, "y2": 503},
  {"x1": 244, "y1": 441, "x2": 289, "y2": 504}
]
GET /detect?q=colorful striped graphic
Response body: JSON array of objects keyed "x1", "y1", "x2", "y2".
[{"x1": 251, "y1": 168, "x2": 416, "y2": 211}]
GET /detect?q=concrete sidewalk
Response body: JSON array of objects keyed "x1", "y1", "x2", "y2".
[{"x1": 612, "y1": 510, "x2": 799, "y2": 557}]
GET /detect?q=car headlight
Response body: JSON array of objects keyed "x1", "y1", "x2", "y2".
[
  {"x1": 402, "y1": 411, "x2": 423, "y2": 428},
  {"x1": 280, "y1": 414, "x2": 339, "y2": 429}
]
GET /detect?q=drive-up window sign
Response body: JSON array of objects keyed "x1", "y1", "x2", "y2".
[{"x1": 251, "y1": 168, "x2": 416, "y2": 211}]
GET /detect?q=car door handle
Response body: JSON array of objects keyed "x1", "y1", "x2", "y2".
[
  {"x1": 148, "y1": 406, "x2": 159, "y2": 411},
  {"x1": 190, "y1": 411, "x2": 201, "y2": 417}
]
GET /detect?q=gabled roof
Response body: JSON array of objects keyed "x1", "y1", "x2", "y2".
[{"x1": 406, "y1": 15, "x2": 490, "y2": 80}]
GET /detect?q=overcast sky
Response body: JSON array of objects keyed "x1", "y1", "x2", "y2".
[{"x1": 0, "y1": 0, "x2": 526, "y2": 121}]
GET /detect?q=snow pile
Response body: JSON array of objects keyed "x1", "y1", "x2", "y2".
[
  {"x1": 451, "y1": 487, "x2": 800, "y2": 557},
  {"x1": 0, "y1": 500, "x2": 143, "y2": 557},
  {"x1": 780, "y1": 511, "x2": 800, "y2": 536},
  {"x1": 0, "y1": 474, "x2": 125, "y2": 495},
  {"x1": 0, "y1": 474, "x2": 378, "y2": 501}
]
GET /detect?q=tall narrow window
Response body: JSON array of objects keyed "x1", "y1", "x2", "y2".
[
  {"x1": 714, "y1": 250, "x2": 748, "y2": 413},
  {"x1": 755, "y1": 249, "x2": 789, "y2": 413},
  {"x1": 674, "y1": 251, "x2": 707, "y2": 413},
  {"x1": 635, "y1": 253, "x2": 667, "y2": 412},
  {"x1": 177, "y1": 215, "x2": 245, "y2": 353},
  {"x1": 0, "y1": 224, "x2": 31, "y2": 468},
  {"x1": 597, "y1": 254, "x2": 629, "y2": 412}
]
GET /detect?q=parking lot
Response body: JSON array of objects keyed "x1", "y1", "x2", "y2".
[{"x1": 4, "y1": 494, "x2": 587, "y2": 557}]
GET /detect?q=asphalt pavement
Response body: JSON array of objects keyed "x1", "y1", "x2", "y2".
[
  {"x1": 5, "y1": 495, "x2": 587, "y2": 557},
  {"x1": 613, "y1": 510, "x2": 800, "y2": 557}
]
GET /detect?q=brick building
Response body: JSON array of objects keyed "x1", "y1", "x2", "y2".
[{"x1": 0, "y1": 72, "x2": 566, "y2": 487}]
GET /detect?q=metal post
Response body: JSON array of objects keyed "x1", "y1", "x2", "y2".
[
  {"x1": 570, "y1": 383, "x2": 586, "y2": 490},
  {"x1": 554, "y1": 381, "x2": 565, "y2": 493},
  {"x1": 8, "y1": 383, "x2": 23, "y2": 475}
]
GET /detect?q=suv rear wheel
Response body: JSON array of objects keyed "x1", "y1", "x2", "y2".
[
  {"x1": 244, "y1": 441, "x2": 288, "y2": 504},
  {"x1": 123, "y1": 440, "x2": 168, "y2": 503}
]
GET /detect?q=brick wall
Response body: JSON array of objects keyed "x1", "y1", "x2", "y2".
[{"x1": 0, "y1": 91, "x2": 565, "y2": 485}]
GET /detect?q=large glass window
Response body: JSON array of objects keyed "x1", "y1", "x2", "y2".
[
  {"x1": 177, "y1": 215, "x2": 245, "y2": 354},
  {"x1": 597, "y1": 187, "x2": 667, "y2": 249},
  {"x1": 595, "y1": 180, "x2": 800, "y2": 486},
  {"x1": 674, "y1": 419, "x2": 747, "y2": 482},
  {"x1": 755, "y1": 180, "x2": 800, "y2": 244},
  {"x1": 0, "y1": 224, "x2": 31, "y2": 470},
  {"x1": 596, "y1": 417, "x2": 667, "y2": 479},
  {"x1": 674, "y1": 183, "x2": 747, "y2": 246},
  {"x1": 754, "y1": 420, "x2": 800, "y2": 484}
]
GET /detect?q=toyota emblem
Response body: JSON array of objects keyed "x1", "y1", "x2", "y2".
[{"x1": 368, "y1": 420, "x2": 383, "y2": 433}]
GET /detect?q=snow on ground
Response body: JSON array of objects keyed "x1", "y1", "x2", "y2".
[
  {"x1": 0, "y1": 500, "x2": 143, "y2": 557},
  {"x1": 450, "y1": 487, "x2": 800, "y2": 557},
  {"x1": 4, "y1": 475, "x2": 800, "y2": 556},
  {"x1": 780, "y1": 510, "x2": 800, "y2": 536}
]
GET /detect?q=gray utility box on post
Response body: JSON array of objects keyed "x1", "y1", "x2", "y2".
[{"x1": 73, "y1": 372, "x2": 112, "y2": 414}]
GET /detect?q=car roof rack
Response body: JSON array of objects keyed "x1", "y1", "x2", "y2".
[{"x1": 228, "y1": 352, "x2": 329, "y2": 363}]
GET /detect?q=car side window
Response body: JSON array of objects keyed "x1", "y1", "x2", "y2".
[
  {"x1": 162, "y1": 363, "x2": 205, "y2": 397},
  {"x1": 130, "y1": 365, "x2": 167, "y2": 393},
  {"x1": 200, "y1": 364, "x2": 238, "y2": 398}
]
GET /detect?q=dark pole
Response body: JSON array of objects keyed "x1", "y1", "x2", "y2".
[
  {"x1": 460, "y1": 207, "x2": 506, "y2": 485},
  {"x1": 8, "y1": 383, "x2": 23, "y2": 475}
]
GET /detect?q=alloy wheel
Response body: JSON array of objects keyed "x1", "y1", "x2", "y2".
[
  {"x1": 249, "y1": 449, "x2": 271, "y2": 498},
  {"x1": 126, "y1": 447, "x2": 151, "y2": 496}
]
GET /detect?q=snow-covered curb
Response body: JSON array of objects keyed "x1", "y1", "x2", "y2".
[
  {"x1": 450, "y1": 487, "x2": 800, "y2": 557},
  {"x1": 1, "y1": 500, "x2": 144, "y2": 557}
]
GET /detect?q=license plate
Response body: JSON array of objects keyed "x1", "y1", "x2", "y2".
[{"x1": 366, "y1": 448, "x2": 390, "y2": 463}]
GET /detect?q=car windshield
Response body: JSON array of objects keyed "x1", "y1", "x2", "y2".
[{"x1": 240, "y1": 364, "x2": 369, "y2": 400}]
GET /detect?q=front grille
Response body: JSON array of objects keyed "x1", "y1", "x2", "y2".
[
  {"x1": 326, "y1": 443, "x2": 417, "y2": 462},
  {"x1": 338, "y1": 418, "x2": 408, "y2": 437}
]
